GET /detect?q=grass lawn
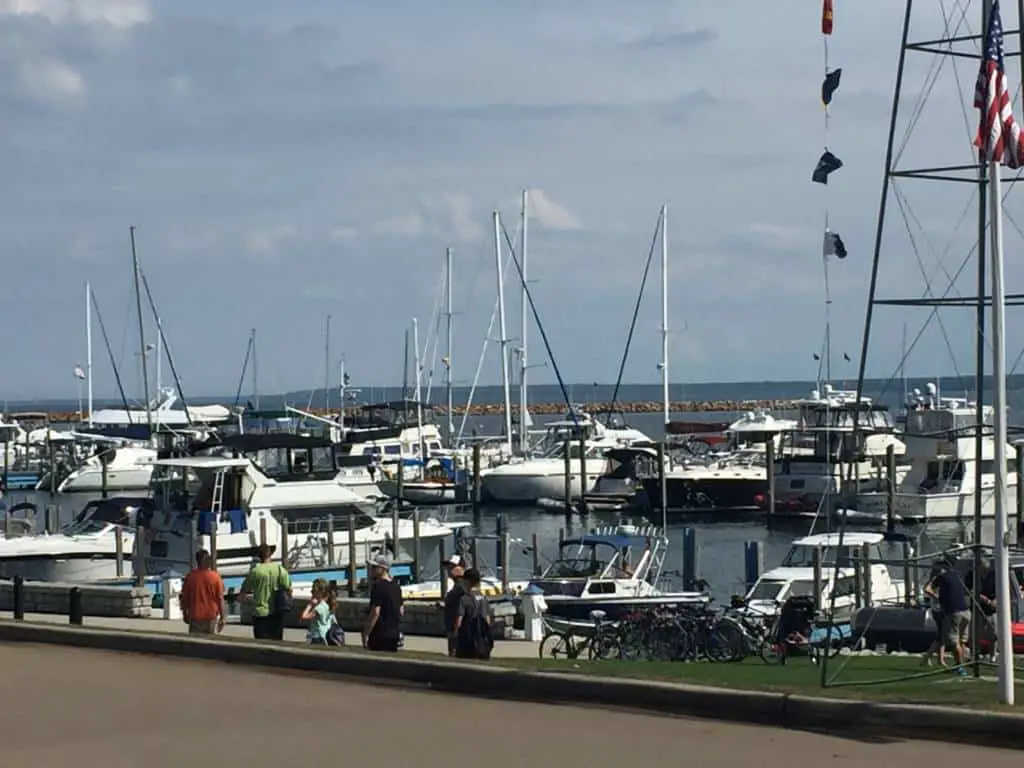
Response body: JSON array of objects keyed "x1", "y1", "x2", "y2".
[{"x1": 492, "y1": 654, "x2": 1024, "y2": 709}]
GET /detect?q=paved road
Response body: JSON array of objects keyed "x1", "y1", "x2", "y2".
[{"x1": 0, "y1": 643, "x2": 1012, "y2": 767}]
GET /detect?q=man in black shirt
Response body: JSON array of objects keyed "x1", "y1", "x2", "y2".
[
  {"x1": 965, "y1": 558, "x2": 998, "y2": 656},
  {"x1": 442, "y1": 554, "x2": 467, "y2": 656},
  {"x1": 362, "y1": 553, "x2": 403, "y2": 652},
  {"x1": 924, "y1": 560, "x2": 970, "y2": 675}
]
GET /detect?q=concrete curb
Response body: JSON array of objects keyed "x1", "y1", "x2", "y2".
[{"x1": 1, "y1": 620, "x2": 1021, "y2": 749}]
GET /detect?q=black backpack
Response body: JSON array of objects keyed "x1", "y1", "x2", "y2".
[{"x1": 457, "y1": 596, "x2": 493, "y2": 659}]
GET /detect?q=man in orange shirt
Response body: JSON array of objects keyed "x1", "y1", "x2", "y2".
[{"x1": 180, "y1": 549, "x2": 226, "y2": 636}]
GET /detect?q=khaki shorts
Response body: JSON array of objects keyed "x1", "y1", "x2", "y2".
[
  {"x1": 940, "y1": 611, "x2": 970, "y2": 648},
  {"x1": 188, "y1": 619, "x2": 219, "y2": 636}
]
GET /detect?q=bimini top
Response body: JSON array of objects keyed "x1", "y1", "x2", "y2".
[
  {"x1": 561, "y1": 534, "x2": 635, "y2": 550},
  {"x1": 793, "y1": 531, "x2": 885, "y2": 547},
  {"x1": 191, "y1": 433, "x2": 333, "y2": 452},
  {"x1": 152, "y1": 456, "x2": 252, "y2": 469}
]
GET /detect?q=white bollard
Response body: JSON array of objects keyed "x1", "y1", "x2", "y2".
[
  {"x1": 161, "y1": 576, "x2": 183, "y2": 621},
  {"x1": 521, "y1": 591, "x2": 548, "y2": 642}
]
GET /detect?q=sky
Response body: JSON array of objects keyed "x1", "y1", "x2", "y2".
[{"x1": 0, "y1": 0, "x2": 1022, "y2": 401}]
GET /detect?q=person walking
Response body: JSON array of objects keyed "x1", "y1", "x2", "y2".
[
  {"x1": 923, "y1": 558, "x2": 970, "y2": 676},
  {"x1": 179, "y1": 549, "x2": 226, "y2": 636},
  {"x1": 453, "y1": 568, "x2": 493, "y2": 660},
  {"x1": 240, "y1": 544, "x2": 292, "y2": 641},
  {"x1": 362, "y1": 553, "x2": 403, "y2": 652},
  {"x1": 442, "y1": 554, "x2": 466, "y2": 656},
  {"x1": 965, "y1": 557, "x2": 998, "y2": 659},
  {"x1": 301, "y1": 578, "x2": 342, "y2": 646}
]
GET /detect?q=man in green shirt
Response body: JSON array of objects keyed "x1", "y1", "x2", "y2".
[{"x1": 240, "y1": 544, "x2": 292, "y2": 641}]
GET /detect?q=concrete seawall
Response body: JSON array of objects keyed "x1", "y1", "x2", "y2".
[
  {"x1": 0, "y1": 581, "x2": 151, "y2": 618},
  {"x1": 0, "y1": 619, "x2": 1020, "y2": 750}
]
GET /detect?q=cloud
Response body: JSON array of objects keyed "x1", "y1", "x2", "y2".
[
  {"x1": 372, "y1": 213, "x2": 425, "y2": 238},
  {"x1": 528, "y1": 190, "x2": 582, "y2": 231},
  {"x1": 0, "y1": 0, "x2": 150, "y2": 27},
  {"x1": 440, "y1": 193, "x2": 483, "y2": 243},
  {"x1": 18, "y1": 57, "x2": 84, "y2": 104},
  {"x1": 625, "y1": 28, "x2": 717, "y2": 50},
  {"x1": 0, "y1": 0, "x2": 1005, "y2": 398}
]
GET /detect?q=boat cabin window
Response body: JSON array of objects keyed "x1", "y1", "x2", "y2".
[
  {"x1": 362, "y1": 445, "x2": 382, "y2": 456},
  {"x1": 748, "y1": 579, "x2": 786, "y2": 601},
  {"x1": 384, "y1": 445, "x2": 401, "y2": 455},
  {"x1": 587, "y1": 581, "x2": 617, "y2": 595},
  {"x1": 429, "y1": 441, "x2": 443, "y2": 451},
  {"x1": 831, "y1": 576, "x2": 857, "y2": 598},
  {"x1": 921, "y1": 460, "x2": 963, "y2": 491},
  {"x1": 782, "y1": 542, "x2": 886, "y2": 568},
  {"x1": 543, "y1": 556, "x2": 607, "y2": 579}
]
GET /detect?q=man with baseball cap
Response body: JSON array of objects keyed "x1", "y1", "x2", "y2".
[
  {"x1": 362, "y1": 553, "x2": 403, "y2": 652},
  {"x1": 442, "y1": 554, "x2": 467, "y2": 656}
]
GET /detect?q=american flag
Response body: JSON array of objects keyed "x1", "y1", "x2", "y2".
[{"x1": 975, "y1": 2, "x2": 1023, "y2": 168}]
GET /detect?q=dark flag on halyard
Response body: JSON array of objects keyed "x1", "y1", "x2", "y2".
[
  {"x1": 822, "y1": 68, "x2": 842, "y2": 106},
  {"x1": 812, "y1": 150, "x2": 843, "y2": 184},
  {"x1": 813, "y1": 353, "x2": 821, "y2": 361},
  {"x1": 823, "y1": 230, "x2": 847, "y2": 258},
  {"x1": 822, "y1": 0, "x2": 834, "y2": 35},
  {"x1": 843, "y1": 353, "x2": 851, "y2": 362}
]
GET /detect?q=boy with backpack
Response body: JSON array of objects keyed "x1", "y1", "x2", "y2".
[{"x1": 453, "y1": 568, "x2": 494, "y2": 660}]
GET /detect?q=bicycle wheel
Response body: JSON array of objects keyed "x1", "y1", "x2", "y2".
[
  {"x1": 587, "y1": 632, "x2": 621, "y2": 661},
  {"x1": 706, "y1": 618, "x2": 745, "y2": 663},
  {"x1": 539, "y1": 631, "x2": 574, "y2": 660}
]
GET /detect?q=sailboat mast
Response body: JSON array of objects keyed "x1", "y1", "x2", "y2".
[
  {"x1": 445, "y1": 247, "x2": 454, "y2": 441},
  {"x1": 324, "y1": 314, "x2": 332, "y2": 413},
  {"x1": 493, "y1": 209, "x2": 514, "y2": 455},
  {"x1": 519, "y1": 188, "x2": 529, "y2": 453},
  {"x1": 129, "y1": 226, "x2": 152, "y2": 433},
  {"x1": 85, "y1": 282, "x2": 94, "y2": 427},
  {"x1": 250, "y1": 328, "x2": 259, "y2": 410},
  {"x1": 413, "y1": 317, "x2": 426, "y2": 474},
  {"x1": 660, "y1": 204, "x2": 670, "y2": 428}
]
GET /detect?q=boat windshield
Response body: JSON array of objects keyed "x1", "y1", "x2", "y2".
[
  {"x1": 542, "y1": 557, "x2": 607, "y2": 579},
  {"x1": 747, "y1": 579, "x2": 786, "y2": 601},
  {"x1": 781, "y1": 544, "x2": 860, "y2": 568},
  {"x1": 63, "y1": 517, "x2": 113, "y2": 536}
]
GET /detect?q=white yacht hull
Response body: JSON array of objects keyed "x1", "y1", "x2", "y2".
[
  {"x1": 481, "y1": 472, "x2": 592, "y2": 504},
  {"x1": 58, "y1": 466, "x2": 154, "y2": 494},
  {"x1": 857, "y1": 487, "x2": 1005, "y2": 522},
  {"x1": 0, "y1": 533, "x2": 136, "y2": 583}
]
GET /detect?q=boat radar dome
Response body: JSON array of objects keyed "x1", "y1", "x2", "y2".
[{"x1": 810, "y1": 389, "x2": 821, "y2": 400}]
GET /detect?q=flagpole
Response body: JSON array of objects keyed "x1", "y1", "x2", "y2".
[
  {"x1": 989, "y1": 151, "x2": 1015, "y2": 706},
  {"x1": 985, "y1": 0, "x2": 1015, "y2": 708}
]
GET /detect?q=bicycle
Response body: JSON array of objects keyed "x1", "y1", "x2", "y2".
[{"x1": 538, "y1": 611, "x2": 621, "y2": 661}]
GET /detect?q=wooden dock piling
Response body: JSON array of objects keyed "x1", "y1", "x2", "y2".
[
  {"x1": 471, "y1": 443, "x2": 482, "y2": 515},
  {"x1": 562, "y1": 440, "x2": 572, "y2": 516},
  {"x1": 412, "y1": 507, "x2": 422, "y2": 583},
  {"x1": 115, "y1": 525, "x2": 124, "y2": 578},
  {"x1": 764, "y1": 440, "x2": 776, "y2": 527},
  {"x1": 347, "y1": 513, "x2": 357, "y2": 597},
  {"x1": 134, "y1": 525, "x2": 146, "y2": 588},
  {"x1": 326, "y1": 514, "x2": 335, "y2": 566},
  {"x1": 577, "y1": 436, "x2": 587, "y2": 515}
]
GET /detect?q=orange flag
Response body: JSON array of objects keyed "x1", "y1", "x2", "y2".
[{"x1": 822, "y1": 0, "x2": 834, "y2": 35}]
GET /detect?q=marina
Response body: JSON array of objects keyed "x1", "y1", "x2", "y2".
[{"x1": 3, "y1": 0, "x2": 1024, "y2": 732}]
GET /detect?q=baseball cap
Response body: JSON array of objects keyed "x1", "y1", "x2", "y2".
[
  {"x1": 366, "y1": 553, "x2": 392, "y2": 569},
  {"x1": 443, "y1": 554, "x2": 462, "y2": 567}
]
